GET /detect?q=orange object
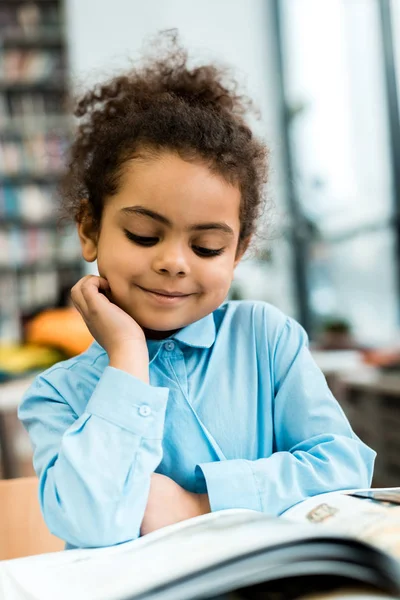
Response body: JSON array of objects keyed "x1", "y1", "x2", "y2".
[
  {"x1": 26, "y1": 307, "x2": 94, "y2": 357},
  {"x1": 363, "y1": 348, "x2": 400, "y2": 368}
]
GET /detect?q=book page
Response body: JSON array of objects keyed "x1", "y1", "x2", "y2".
[
  {"x1": 0, "y1": 509, "x2": 350, "y2": 600},
  {"x1": 283, "y1": 488, "x2": 400, "y2": 559}
]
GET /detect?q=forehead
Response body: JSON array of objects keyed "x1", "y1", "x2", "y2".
[{"x1": 107, "y1": 152, "x2": 241, "y2": 229}]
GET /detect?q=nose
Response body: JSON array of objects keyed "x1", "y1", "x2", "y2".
[{"x1": 152, "y1": 240, "x2": 190, "y2": 277}]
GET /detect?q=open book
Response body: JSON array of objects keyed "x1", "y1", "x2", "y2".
[{"x1": 1, "y1": 487, "x2": 400, "y2": 600}]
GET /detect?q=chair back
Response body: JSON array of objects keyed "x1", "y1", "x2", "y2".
[{"x1": 0, "y1": 477, "x2": 64, "y2": 560}]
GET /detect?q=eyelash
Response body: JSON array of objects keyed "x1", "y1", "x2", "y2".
[{"x1": 124, "y1": 231, "x2": 225, "y2": 257}]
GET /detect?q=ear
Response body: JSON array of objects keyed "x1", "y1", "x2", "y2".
[
  {"x1": 234, "y1": 236, "x2": 251, "y2": 268},
  {"x1": 76, "y1": 201, "x2": 98, "y2": 263}
]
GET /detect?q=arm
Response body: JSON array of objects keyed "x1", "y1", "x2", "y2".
[
  {"x1": 195, "y1": 317, "x2": 376, "y2": 516},
  {"x1": 140, "y1": 473, "x2": 210, "y2": 536},
  {"x1": 19, "y1": 275, "x2": 169, "y2": 548},
  {"x1": 19, "y1": 365, "x2": 169, "y2": 548}
]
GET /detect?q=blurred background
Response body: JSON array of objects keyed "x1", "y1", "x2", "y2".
[{"x1": 0, "y1": 0, "x2": 400, "y2": 486}]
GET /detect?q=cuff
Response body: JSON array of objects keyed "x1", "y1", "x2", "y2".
[
  {"x1": 195, "y1": 459, "x2": 262, "y2": 513},
  {"x1": 86, "y1": 366, "x2": 169, "y2": 438}
]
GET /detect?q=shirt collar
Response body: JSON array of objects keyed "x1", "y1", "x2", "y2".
[
  {"x1": 90, "y1": 312, "x2": 216, "y2": 366},
  {"x1": 172, "y1": 312, "x2": 216, "y2": 348},
  {"x1": 147, "y1": 312, "x2": 216, "y2": 363}
]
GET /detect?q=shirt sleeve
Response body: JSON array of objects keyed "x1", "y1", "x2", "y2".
[
  {"x1": 196, "y1": 316, "x2": 376, "y2": 516},
  {"x1": 18, "y1": 365, "x2": 169, "y2": 548}
]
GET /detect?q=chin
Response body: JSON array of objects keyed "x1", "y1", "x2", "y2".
[
  {"x1": 131, "y1": 311, "x2": 179, "y2": 329},
  {"x1": 140, "y1": 319, "x2": 184, "y2": 332}
]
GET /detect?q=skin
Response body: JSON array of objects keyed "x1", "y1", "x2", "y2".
[{"x1": 72, "y1": 150, "x2": 250, "y2": 535}]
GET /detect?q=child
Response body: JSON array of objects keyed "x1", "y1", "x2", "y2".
[{"x1": 19, "y1": 32, "x2": 375, "y2": 550}]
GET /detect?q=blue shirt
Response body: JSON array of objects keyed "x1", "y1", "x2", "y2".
[{"x1": 18, "y1": 300, "x2": 375, "y2": 549}]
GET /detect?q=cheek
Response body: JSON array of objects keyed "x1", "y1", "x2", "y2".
[
  {"x1": 201, "y1": 258, "x2": 235, "y2": 291},
  {"x1": 97, "y1": 249, "x2": 127, "y2": 278},
  {"x1": 97, "y1": 240, "x2": 145, "y2": 279}
]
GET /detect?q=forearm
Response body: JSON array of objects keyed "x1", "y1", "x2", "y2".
[
  {"x1": 41, "y1": 417, "x2": 157, "y2": 547},
  {"x1": 141, "y1": 474, "x2": 211, "y2": 536},
  {"x1": 198, "y1": 492, "x2": 211, "y2": 514},
  {"x1": 21, "y1": 367, "x2": 169, "y2": 548},
  {"x1": 196, "y1": 435, "x2": 376, "y2": 516}
]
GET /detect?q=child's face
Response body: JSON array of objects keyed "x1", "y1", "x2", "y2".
[{"x1": 79, "y1": 152, "x2": 247, "y2": 338}]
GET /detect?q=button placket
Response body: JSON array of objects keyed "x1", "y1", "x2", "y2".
[
  {"x1": 164, "y1": 348, "x2": 226, "y2": 461},
  {"x1": 165, "y1": 345, "x2": 189, "y2": 402}
]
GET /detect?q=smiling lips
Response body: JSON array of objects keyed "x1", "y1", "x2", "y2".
[
  {"x1": 146, "y1": 288, "x2": 189, "y2": 297},
  {"x1": 139, "y1": 286, "x2": 193, "y2": 304}
]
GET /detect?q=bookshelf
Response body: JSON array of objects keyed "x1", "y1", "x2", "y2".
[{"x1": 0, "y1": 0, "x2": 83, "y2": 342}]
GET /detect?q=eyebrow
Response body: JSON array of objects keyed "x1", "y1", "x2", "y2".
[{"x1": 120, "y1": 206, "x2": 234, "y2": 236}]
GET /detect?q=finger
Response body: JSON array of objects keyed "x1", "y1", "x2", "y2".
[
  {"x1": 71, "y1": 281, "x2": 89, "y2": 317},
  {"x1": 81, "y1": 275, "x2": 109, "y2": 291},
  {"x1": 71, "y1": 275, "x2": 101, "y2": 315},
  {"x1": 78, "y1": 275, "x2": 109, "y2": 294},
  {"x1": 71, "y1": 274, "x2": 97, "y2": 297},
  {"x1": 80, "y1": 276, "x2": 111, "y2": 312}
]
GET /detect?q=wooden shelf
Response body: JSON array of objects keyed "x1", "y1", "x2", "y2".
[
  {"x1": 0, "y1": 80, "x2": 67, "y2": 93},
  {"x1": 0, "y1": 218, "x2": 62, "y2": 229},
  {"x1": 0, "y1": 259, "x2": 82, "y2": 275},
  {"x1": 0, "y1": 0, "x2": 82, "y2": 344},
  {"x1": 0, "y1": 116, "x2": 72, "y2": 135},
  {"x1": 0, "y1": 0, "x2": 60, "y2": 4},
  {"x1": 0, "y1": 172, "x2": 64, "y2": 184},
  {"x1": 1, "y1": 32, "x2": 65, "y2": 49}
]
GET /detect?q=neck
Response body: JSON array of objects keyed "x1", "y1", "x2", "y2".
[{"x1": 143, "y1": 327, "x2": 181, "y2": 340}]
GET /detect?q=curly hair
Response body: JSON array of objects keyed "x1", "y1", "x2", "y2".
[{"x1": 60, "y1": 30, "x2": 269, "y2": 252}]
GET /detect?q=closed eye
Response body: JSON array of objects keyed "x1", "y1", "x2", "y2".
[
  {"x1": 124, "y1": 230, "x2": 225, "y2": 257},
  {"x1": 192, "y1": 246, "x2": 224, "y2": 257},
  {"x1": 124, "y1": 231, "x2": 158, "y2": 246}
]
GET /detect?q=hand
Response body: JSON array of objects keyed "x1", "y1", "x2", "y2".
[
  {"x1": 71, "y1": 275, "x2": 146, "y2": 356},
  {"x1": 141, "y1": 473, "x2": 210, "y2": 536}
]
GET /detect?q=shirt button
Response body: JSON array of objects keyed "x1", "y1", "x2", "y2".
[
  {"x1": 165, "y1": 341, "x2": 175, "y2": 351},
  {"x1": 138, "y1": 405, "x2": 151, "y2": 417}
]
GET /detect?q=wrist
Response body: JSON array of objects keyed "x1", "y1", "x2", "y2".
[
  {"x1": 109, "y1": 342, "x2": 149, "y2": 383},
  {"x1": 197, "y1": 492, "x2": 211, "y2": 516}
]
